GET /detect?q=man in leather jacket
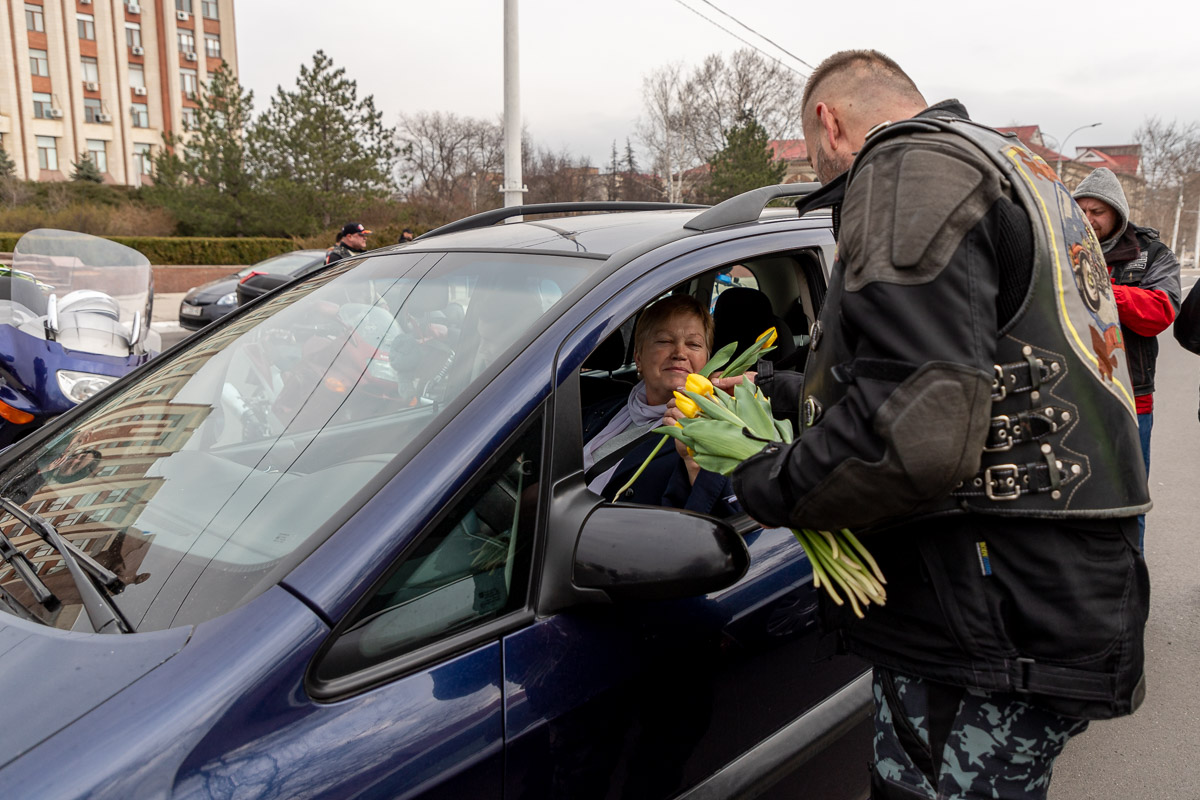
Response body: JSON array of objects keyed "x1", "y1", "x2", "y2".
[{"x1": 732, "y1": 50, "x2": 1149, "y2": 800}]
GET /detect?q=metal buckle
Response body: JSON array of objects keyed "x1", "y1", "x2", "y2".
[
  {"x1": 984, "y1": 414, "x2": 1015, "y2": 452},
  {"x1": 991, "y1": 365, "x2": 1006, "y2": 401},
  {"x1": 984, "y1": 464, "x2": 1021, "y2": 500}
]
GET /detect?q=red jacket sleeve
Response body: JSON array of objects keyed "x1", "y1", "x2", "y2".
[{"x1": 1111, "y1": 284, "x2": 1176, "y2": 337}]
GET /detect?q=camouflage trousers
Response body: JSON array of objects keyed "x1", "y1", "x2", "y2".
[{"x1": 871, "y1": 667, "x2": 1089, "y2": 800}]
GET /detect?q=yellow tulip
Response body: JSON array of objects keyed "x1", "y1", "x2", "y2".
[
  {"x1": 684, "y1": 373, "x2": 715, "y2": 399},
  {"x1": 673, "y1": 391, "x2": 701, "y2": 418},
  {"x1": 755, "y1": 327, "x2": 778, "y2": 349}
]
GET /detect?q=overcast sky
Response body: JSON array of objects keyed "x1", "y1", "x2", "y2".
[{"x1": 235, "y1": 0, "x2": 1200, "y2": 169}]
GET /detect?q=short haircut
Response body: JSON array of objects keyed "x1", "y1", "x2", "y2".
[
  {"x1": 633, "y1": 294, "x2": 714, "y2": 356},
  {"x1": 800, "y1": 49, "x2": 924, "y2": 128}
]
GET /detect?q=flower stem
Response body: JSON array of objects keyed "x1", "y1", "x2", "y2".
[{"x1": 610, "y1": 434, "x2": 668, "y2": 503}]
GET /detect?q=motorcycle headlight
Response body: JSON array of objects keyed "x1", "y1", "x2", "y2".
[
  {"x1": 57, "y1": 370, "x2": 117, "y2": 404},
  {"x1": 216, "y1": 291, "x2": 238, "y2": 306}
]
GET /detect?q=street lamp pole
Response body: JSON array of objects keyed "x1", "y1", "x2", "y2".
[
  {"x1": 502, "y1": 0, "x2": 526, "y2": 211},
  {"x1": 1056, "y1": 122, "x2": 1102, "y2": 179}
]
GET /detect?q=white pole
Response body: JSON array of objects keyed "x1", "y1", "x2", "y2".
[
  {"x1": 1193, "y1": 189, "x2": 1200, "y2": 266},
  {"x1": 1171, "y1": 186, "x2": 1184, "y2": 253},
  {"x1": 502, "y1": 0, "x2": 526, "y2": 211}
]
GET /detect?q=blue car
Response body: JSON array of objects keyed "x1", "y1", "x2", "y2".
[{"x1": 0, "y1": 187, "x2": 871, "y2": 799}]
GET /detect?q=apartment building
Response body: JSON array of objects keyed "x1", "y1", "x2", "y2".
[{"x1": 0, "y1": 0, "x2": 238, "y2": 186}]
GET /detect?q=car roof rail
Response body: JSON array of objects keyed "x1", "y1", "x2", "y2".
[
  {"x1": 682, "y1": 182, "x2": 821, "y2": 232},
  {"x1": 416, "y1": 201, "x2": 707, "y2": 240}
]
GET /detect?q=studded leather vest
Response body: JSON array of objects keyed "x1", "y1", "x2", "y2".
[{"x1": 801, "y1": 117, "x2": 1151, "y2": 520}]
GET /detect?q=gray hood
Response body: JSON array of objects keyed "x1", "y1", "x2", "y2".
[{"x1": 1073, "y1": 167, "x2": 1129, "y2": 252}]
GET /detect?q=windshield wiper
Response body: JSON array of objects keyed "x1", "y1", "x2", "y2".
[
  {"x1": 0, "y1": 498, "x2": 131, "y2": 634},
  {"x1": 0, "y1": 527, "x2": 58, "y2": 616}
]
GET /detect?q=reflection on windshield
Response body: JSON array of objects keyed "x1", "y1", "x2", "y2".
[{"x1": 0, "y1": 251, "x2": 596, "y2": 632}]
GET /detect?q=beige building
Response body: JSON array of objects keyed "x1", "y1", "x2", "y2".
[{"x1": 0, "y1": 0, "x2": 238, "y2": 186}]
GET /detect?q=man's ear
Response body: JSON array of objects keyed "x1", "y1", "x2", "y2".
[{"x1": 816, "y1": 102, "x2": 843, "y2": 152}]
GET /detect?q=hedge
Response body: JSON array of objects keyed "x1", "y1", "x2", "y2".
[{"x1": 0, "y1": 234, "x2": 297, "y2": 266}]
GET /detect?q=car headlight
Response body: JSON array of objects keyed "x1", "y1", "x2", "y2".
[
  {"x1": 57, "y1": 370, "x2": 117, "y2": 404},
  {"x1": 216, "y1": 292, "x2": 238, "y2": 306}
]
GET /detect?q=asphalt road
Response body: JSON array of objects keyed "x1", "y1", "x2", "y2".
[{"x1": 1051, "y1": 271, "x2": 1200, "y2": 800}]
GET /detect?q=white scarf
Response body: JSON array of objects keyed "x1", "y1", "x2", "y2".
[{"x1": 582, "y1": 381, "x2": 666, "y2": 492}]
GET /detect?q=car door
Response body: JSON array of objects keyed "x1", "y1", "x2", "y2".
[{"x1": 502, "y1": 229, "x2": 872, "y2": 800}]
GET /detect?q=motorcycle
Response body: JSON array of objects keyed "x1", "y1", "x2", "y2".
[{"x1": 0, "y1": 229, "x2": 160, "y2": 447}]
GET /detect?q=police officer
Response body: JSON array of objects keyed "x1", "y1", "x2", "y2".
[
  {"x1": 733, "y1": 50, "x2": 1149, "y2": 800},
  {"x1": 325, "y1": 222, "x2": 372, "y2": 266}
]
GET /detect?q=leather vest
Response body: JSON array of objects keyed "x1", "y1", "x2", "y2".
[{"x1": 801, "y1": 117, "x2": 1151, "y2": 521}]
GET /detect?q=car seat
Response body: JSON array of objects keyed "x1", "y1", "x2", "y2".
[{"x1": 711, "y1": 287, "x2": 796, "y2": 366}]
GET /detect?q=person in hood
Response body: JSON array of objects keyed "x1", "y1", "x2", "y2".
[{"x1": 1074, "y1": 167, "x2": 1181, "y2": 550}]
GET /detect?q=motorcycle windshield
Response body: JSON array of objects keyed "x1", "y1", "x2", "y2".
[{"x1": 9, "y1": 229, "x2": 152, "y2": 349}]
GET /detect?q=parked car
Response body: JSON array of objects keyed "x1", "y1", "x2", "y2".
[
  {"x1": 178, "y1": 249, "x2": 326, "y2": 330},
  {"x1": 0, "y1": 189, "x2": 871, "y2": 799}
]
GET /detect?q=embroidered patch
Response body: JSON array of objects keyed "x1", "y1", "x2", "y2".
[{"x1": 976, "y1": 541, "x2": 993, "y2": 576}]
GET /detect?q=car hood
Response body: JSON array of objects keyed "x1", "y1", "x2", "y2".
[
  {"x1": 0, "y1": 617, "x2": 191, "y2": 767},
  {"x1": 183, "y1": 276, "x2": 240, "y2": 303}
]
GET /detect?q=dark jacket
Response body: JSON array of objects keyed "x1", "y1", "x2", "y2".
[
  {"x1": 733, "y1": 102, "x2": 1148, "y2": 720},
  {"x1": 583, "y1": 395, "x2": 739, "y2": 517},
  {"x1": 325, "y1": 242, "x2": 366, "y2": 266},
  {"x1": 1106, "y1": 225, "x2": 1181, "y2": 398}
]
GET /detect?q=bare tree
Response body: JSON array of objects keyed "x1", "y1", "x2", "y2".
[
  {"x1": 637, "y1": 50, "x2": 804, "y2": 203},
  {"x1": 524, "y1": 147, "x2": 601, "y2": 204},
  {"x1": 399, "y1": 111, "x2": 505, "y2": 216},
  {"x1": 684, "y1": 50, "x2": 805, "y2": 161},
  {"x1": 1135, "y1": 116, "x2": 1200, "y2": 248},
  {"x1": 637, "y1": 62, "x2": 703, "y2": 203}
]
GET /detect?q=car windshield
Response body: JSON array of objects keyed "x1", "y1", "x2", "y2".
[{"x1": 0, "y1": 250, "x2": 597, "y2": 632}]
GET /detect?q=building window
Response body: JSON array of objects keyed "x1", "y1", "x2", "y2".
[
  {"x1": 126, "y1": 22, "x2": 142, "y2": 49},
  {"x1": 36, "y1": 136, "x2": 58, "y2": 171},
  {"x1": 77, "y1": 13, "x2": 96, "y2": 41},
  {"x1": 32, "y1": 92, "x2": 54, "y2": 119},
  {"x1": 24, "y1": 4, "x2": 44, "y2": 32},
  {"x1": 128, "y1": 64, "x2": 145, "y2": 89},
  {"x1": 133, "y1": 144, "x2": 152, "y2": 176},
  {"x1": 81, "y1": 56, "x2": 100, "y2": 84},
  {"x1": 176, "y1": 0, "x2": 193, "y2": 13},
  {"x1": 177, "y1": 30, "x2": 195, "y2": 54},
  {"x1": 180, "y1": 68, "x2": 198, "y2": 99},
  {"x1": 181, "y1": 107, "x2": 198, "y2": 130},
  {"x1": 30, "y1": 49, "x2": 49, "y2": 77},
  {"x1": 84, "y1": 98, "x2": 103, "y2": 123},
  {"x1": 201, "y1": 0, "x2": 218, "y2": 19},
  {"x1": 204, "y1": 33, "x2": 220, "y2": 59},
  {"x1": 86, "y1": 140, "x2": 108, "y2": 173},
  {"x1": 131, "y1": 103, "x2": 149, "y2": 128}
]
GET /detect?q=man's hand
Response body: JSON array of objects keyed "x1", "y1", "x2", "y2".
[{"x1": 711, "y1": 371, "x2": 756, "y2": 394}]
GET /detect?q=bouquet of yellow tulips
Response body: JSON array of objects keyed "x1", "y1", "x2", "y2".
[{"x1": 616, "y1": 327, "x2": 888, "y2": 617}]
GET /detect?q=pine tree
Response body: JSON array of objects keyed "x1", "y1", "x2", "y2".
[
  {"x1": 147, "y1": 61, "x2": 268, "y2": 235},
  {"x1": 249, "y1": 50, "x2": 399, "y2": 233},
  {"x1": 71, "y1": 153, "x2": 104, "y2": 183},
  {"x1": 0, "y1": 146, "x2": 15, "y2": 180},
  {"x1": 703, "y1": 112, "x2": 786, "y2": 203}
]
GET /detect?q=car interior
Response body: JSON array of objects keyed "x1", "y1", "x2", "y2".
[{"x1": 579, "y1": 246, "x2": 826, "y2": 417}]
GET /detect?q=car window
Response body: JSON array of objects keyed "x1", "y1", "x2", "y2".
[
  {"x1": 0, "y1": 252, "x2": 596, "y2": 633},
  {"x1": 314, "y1": 418, "x2": 540, "y2": 683}
]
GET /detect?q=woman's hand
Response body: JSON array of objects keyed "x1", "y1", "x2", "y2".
[{"x1": 664, "y1": 399, "x2": 702, "y2": 484}]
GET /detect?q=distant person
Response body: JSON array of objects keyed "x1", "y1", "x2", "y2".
[
  {"x1": 1074, "y1": 167, "x2": 1181, "y2": 548},
  {"x1": 398, "y1": 229, "x2": 414, "y2": 244},
  {"x1": 325, "y1": 222, "x2": 372, "y2": 266}
]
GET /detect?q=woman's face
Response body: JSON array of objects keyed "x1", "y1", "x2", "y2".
[{"x1": 635, "y1": 311, "x2": 710, "y2": 405}]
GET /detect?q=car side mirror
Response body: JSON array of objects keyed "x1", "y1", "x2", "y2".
[{"x1": 573, "y1": 504, "x2": 749, "y2": 601}]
